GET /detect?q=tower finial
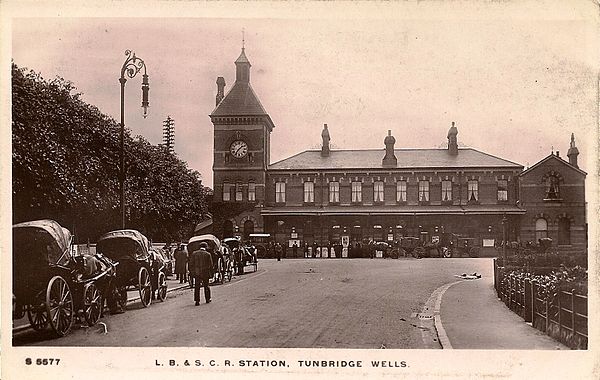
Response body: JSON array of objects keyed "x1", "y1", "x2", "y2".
[{"x1": 242, "y1": 28, "x2": 245, "y2": 49}]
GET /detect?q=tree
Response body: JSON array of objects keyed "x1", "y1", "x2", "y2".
[{"x1": 12, "y1": 62, "x2": 209, "y2": 242}]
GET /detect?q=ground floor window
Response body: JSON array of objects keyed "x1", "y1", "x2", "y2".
[
  {"x1": 558, "y1": 218, "x2": 571, "y2": 245},
  {"x1": 535, "y1": 218, "x2": 548, "y2": 242}
]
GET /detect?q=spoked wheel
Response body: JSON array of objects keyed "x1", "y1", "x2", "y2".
[
  {"x1": 45, "y1": 276, "x2": 74, "y2": 337},
  {"x1": 157, "y1": 272, "x2": 167, "y2": 301},
  {"x1": 27, "y1": 303, "x2": 49, "y2": 331},
  {"x1": 83, "y1": 283, "x2": 102, "y2": 326},
  {"x1": 413, "y1": 247, "x2": 425, "y2": 259},
  {"x1": 468, "y1": 248, "x2": 479, "y2": 258},
  {"x1": 138, "y1": 267, "x2": 152, "y2": 307},
  {"x1": 441, "y1": 247, "x2": 452, "y2": 258}
]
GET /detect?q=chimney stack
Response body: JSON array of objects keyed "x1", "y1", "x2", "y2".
[
  {"x1": 216, "y1": 77, "x2": 226, "y2": 106},
  {"x1": 447, "y1": 121, "x2": 458, "y2": 156},
  {"x1": 382, "y1": 130, "x2": 397, "y2": 167},
  {"x1": 567, "y1": 133, "x2": 579, "y2": 168},
  {"x1": 321, "y1": 124, "x2": 330, "y2": 157}
]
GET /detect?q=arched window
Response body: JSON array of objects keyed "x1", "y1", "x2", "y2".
[
  {"x1": 535, "y1": 218, "x2": 548, "y2": 242},
  {"x1": 558, "y1": 218, "x2": 571, "y2": 245},
  {"x1": 223, "y1": 220, "x2": 234, "y2": 239},
  {"x1": 243, "y1": 220, "x2": 255, "y2": 240}
]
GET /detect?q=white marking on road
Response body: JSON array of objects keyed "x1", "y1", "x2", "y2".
[{"x1": 420, "y1": 280, "x2": 464, "y2": 349}]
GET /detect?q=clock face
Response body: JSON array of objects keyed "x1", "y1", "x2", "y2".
[{"x1": 230, "y1": 140, "x2": 248, "y2": 159}]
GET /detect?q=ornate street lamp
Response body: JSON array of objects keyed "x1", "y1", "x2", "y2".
[
  {"x1": 501, "y1": 214, "x2": 508, "y2": 265},
  {"x1": 119, "y1": 50, "x2": 149, "y2": 229}
]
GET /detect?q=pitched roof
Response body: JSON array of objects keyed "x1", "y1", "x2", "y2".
[
  {"x1": 211, "y1": 81, "x2": 268, "y2": 116},
  {"x1": 269, "y1": 148, "x2": 523, "y2": 170},
  {"x1": 520, "y1": 153, "x2": 587, "y2": 176}
]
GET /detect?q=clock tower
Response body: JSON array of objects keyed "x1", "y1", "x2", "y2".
[{"x1": 210, "y1": 47, "x2": 274, "y2": 237}]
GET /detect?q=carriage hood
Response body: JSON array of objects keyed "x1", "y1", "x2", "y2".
[
  {"x1": 13, "y1": 219, "x2": 73, "y2": 265},
  {"x1": 188, "y1": 234, "x2": 221, "y2": 252},
  {"x1": 96, "y1": 229, "x2": 150, "y2": 261}
]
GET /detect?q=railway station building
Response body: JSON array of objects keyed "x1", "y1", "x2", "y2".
[{"x1": 208, "y1": 47, "x2": 586, "y2": 256}]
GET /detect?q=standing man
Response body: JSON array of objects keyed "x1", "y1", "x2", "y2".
[
  {"x1": 189, "y1": 242, "x2": 213, "y2": 305},
  {"x1": 174, "y1": 244, "x2": 187, "y2": 284}
]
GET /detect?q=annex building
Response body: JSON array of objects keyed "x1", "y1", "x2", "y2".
[{"x1": 207, "y1": 47, "x2": 587, "y2": 256}]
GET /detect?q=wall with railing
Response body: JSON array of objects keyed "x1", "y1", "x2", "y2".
[{"x1": 493, "y1": 259, "x2": 587, "y2": 349}]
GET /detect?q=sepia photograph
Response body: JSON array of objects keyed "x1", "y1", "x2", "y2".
[{"x1": 1, "y1": 1, "x2": 598, "y2": 379}]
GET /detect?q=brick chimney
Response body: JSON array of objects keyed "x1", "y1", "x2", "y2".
[
  {"x1": 321, "y1": 124, "x2": 330, "y2": 157},
  {"x1": 382, "y1": 130, "x2": 397, "y2": 167},
  {"x1": 216, "y1": 77, "x2": 226, "y2": 106},
  {"x1": 567, "y1": 133, "x2": 579, "y2": 168},
  {"x1": 447, "y1": 121, "x2": 458, "y2": 156}
]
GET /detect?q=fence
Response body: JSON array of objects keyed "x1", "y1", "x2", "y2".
[{"x1": 494, "y1": 259, "x2": 588, "y2": 349}]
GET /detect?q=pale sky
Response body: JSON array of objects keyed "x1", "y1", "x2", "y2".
[{"x1": 8, "y1": 3, "x2": 599, "y2": 188}]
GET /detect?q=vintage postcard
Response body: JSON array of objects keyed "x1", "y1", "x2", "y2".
[{"x1": 1, "y1": 1, "x2": 598, "y2": 379}]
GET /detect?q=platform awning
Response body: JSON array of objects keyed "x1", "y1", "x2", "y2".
[{"x1": 261, "y1": 205, "x2": 525, "y2": 217}]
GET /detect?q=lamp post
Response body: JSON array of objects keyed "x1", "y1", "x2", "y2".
[{"x1": 119, "y1": 50, "x2": 149, "y2": 229}]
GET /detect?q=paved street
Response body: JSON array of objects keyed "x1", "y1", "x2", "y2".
[{"x1": 13, "y1": 258, "x2": 559, "y2": 349}]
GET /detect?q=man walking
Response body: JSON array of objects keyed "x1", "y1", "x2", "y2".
[{"x1": 189, "y1": 242, "x2": 213, "y2": 305}]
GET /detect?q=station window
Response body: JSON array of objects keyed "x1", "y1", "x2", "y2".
[
  {"x1": 374, "y1": 181, "x2": 384, "y2": 203},
  {"x1": 275, "y1": 182, "x2": 286, "y2": 203},
  {"x1": 235, "y1": 184, "x2": 243, "y2": 201},
  {"x1": 497, "y1": 180, "x2": 508, "y2": 201},
  {"x1": 441, "y1": 180, "x2": 452, "y2": 202},
  {"x1": 329, "y1": 181, "x2": 340, "y2": 203},
  {"x1": 535, "y1": 218, "x2": 548, "y2": 241},
  {"x1": 418, "y1": 181, "x2": 429, "y2": 202},
  {"x1": 222, "y1": 183, "x2": 231, "y2": 202},
  {"x1": 558, "y1": 218, "x2": 571, "y2": 245},
  {"x1": 248, "y1": 183, "x2": 256, "y2": 202},
  {"x1": 351, "y1": 182, "x2": 362, "y2": 203},
  {"x1": 396, "y1": 181, "x2": 407, "y2": 202},
  {"x1": 304, "y1": 182, "x2": 314, "y2": 203},
  {"x1": 468, "y1": 180, "x2": 479, "y2": 202}
]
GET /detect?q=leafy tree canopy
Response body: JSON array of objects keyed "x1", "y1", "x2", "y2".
[{"x1": 12, "y1": 62, "x2": 209, "y2": 243}]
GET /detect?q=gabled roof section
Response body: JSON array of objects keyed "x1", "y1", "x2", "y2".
[
  {"x1": 210, "y1": 81, "x2": 268, "y2": 116},
  {"x1": 269, "y1": 148, "x2": 523, "y2": 170},
  {"x1": 520, "y1": 154, "x2": 587, "y2": 176}
]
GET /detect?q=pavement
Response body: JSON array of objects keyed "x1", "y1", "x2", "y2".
[
  {"x1": 438, "y1": 263, "x2": 567, "y2": 350},
  {"x1": 12, "y1": 275, "x2": 188, "y2": 332}
]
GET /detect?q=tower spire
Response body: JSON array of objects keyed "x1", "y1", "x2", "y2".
[{"x1": 567, "y1": 133, "x2": 579, "y2": 168}]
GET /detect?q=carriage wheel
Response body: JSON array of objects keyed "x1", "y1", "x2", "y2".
[
  {"x1": 468, "y1": 247, "x2": 479, "y2": 258},
  {"x1": 83, "y1": 283, "x2": 102, "y2": 326},
  {"x1": 157, "y1": 272, "x2": 167, "y2": 302},
  {"x1": 441, "y1": 247, "x2": 452, "y2": 258},
  {"x1": 45, "y1": 276, "x2": 74, "y2": 337},
  {"x1": 27, "y1": 304, "x2": 49, "y2": 331},
  {"x1": 138, "y1": 267, "x2": 152, "y2": 307},
  {"x1": 413, "y1": 247, "x2": 425, "y2": 259}
]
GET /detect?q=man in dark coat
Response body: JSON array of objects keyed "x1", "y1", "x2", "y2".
[
  {"x1": 189, "y1": 242, "x2": 213, "y2": 305},
  {"x1": 174, "y1": 244, "x2": 187, "y2": 283}
]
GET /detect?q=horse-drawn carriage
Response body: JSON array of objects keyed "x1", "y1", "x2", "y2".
[
  {"x1": 96, "y1": 229, "x2": 167, "y2": 309},
  {"x1": 188, "y1": 234, "x2": 234, "y2": 284},
  {"x1": 223, "y1": 237, "x2": 258, "y2": 274},
  {"x1": 439, "y1": 233, "x2": 480, "y2": 258},
  {"x1": 12, "y1": 219, "x2": 116, "y2": 337}
]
